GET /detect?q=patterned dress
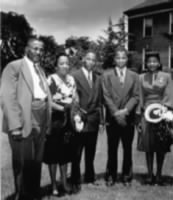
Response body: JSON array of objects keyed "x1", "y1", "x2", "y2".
[
  {"x1": 44, "y1": 73, "x2": 77, "y2": 164},
  {"x1": 137, "y1": 71, "x2": 173, "y2": 152}
]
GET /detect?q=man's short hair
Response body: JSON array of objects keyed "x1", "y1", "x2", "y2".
[
  {"x1": 26, "y1": 35, "x2": 43, "y2": 47},
  {"x1": 115, "y1": 46, "x2": 128, "y2": 57}
]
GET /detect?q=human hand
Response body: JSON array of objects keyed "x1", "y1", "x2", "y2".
[
  {"x1": 74, "y1": 114, "x2": 84, "y2": 133},
  {"x1": 114, "y1": 114, "x2": 127, "y2": 127},
  {"x1": 114, "y1": 109, "x2": 127, "y2": 122},
  {"x1": 115, "y1": 108, "x2": 129, "y2": 118},
  {"x1": 99, "y1": 124, "x2": 105, "y2": 135},
  {"x1": 11, "y1": 129, "x2": 23, "y2": 141}
]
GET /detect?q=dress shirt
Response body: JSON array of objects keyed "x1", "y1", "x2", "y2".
[
  {"x1": 82, "y1": 67, "x2": 93, "y2": 87},
  {"x1": 24, "y1": 56, "x2": 47, "y2": 99},
  {"x1": 116, "y1": 66, "x2": 127, "y2": 84}
]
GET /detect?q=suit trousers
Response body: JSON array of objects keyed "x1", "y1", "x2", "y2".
[
  {"x1": 9, "y1": 100, "x2": 47, "y2": 200},
  {"x1": 71, "y1": 131, "x2": 98, "y2": 184},
  {"x1": 106, "y1": 121, "x2": 135, "y2": 181}
]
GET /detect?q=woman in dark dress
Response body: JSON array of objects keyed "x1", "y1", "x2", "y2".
[
  {"x1": 44, "y1": 54, "x2": 78, "y2": 195},
  {"x1": 137, "y1": 52, "x2": 173, "y2": 185}
]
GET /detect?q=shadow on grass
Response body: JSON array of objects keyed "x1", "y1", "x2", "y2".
[
  {"x1": 133, "y1": 173, "x2": 173, "y2": 185},
  {"x1": 4, "y1": 173, "x2": 173, "y2": 200},
  {"x1": 95, "y1": 172, "x2": 173, "y2": 186}
]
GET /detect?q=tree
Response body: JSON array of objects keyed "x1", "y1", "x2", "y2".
[
  {"x1": 65, "y1": 36, "x2": 104, "y2": 74},
  {"x1": 65, "y1": 36, "x2": 91, "y2": 70},
  {"x1": 39, "y1": 35, "x2": 64, "y2": 75},
  {"x1": 1, "y1": 11, "x2": 33, "y2": 72},
  {"x1": 100, "y1": 16, "x2": 129, "y2": 69}
]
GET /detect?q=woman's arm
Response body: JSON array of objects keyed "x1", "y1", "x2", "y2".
[
  {"x1": 51, "y1": 101, "x2": 64, "y2": 111},
  {"x1": 162, "y1": 73, "x2": 173, "y2": 109}
]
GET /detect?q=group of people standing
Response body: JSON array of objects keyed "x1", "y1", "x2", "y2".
[{"x1": 1, "y1": 36, "x2": 173, "y2": 200}]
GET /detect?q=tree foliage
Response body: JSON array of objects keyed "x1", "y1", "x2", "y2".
[
  {"x1": 39, "y1": 35, "x2": 64, "y2": 75},
  {"x1": 1, "y1": 11, "x2": 139, "y2": 74},
  {"x1": 1, "y1": 11, "x2": 33, "y2": 72},
  {"x1": 100, "y1": 16, "x2": 129, "y2": 69}
]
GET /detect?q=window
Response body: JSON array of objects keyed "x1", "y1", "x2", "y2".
[
  {"x1": 143, "y1": 18, "x2": 153, "y2": 37},
  {"x1": 169, "y1": 12, "x2": 173, "y2": 34}
]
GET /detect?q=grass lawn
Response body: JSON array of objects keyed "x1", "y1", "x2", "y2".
[{"x1": 1, "y1": 129, "x2": 173, "y2": 200}]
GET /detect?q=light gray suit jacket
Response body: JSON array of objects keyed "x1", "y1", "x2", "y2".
[{"x1": 0, "y1": 58, "x2": 52, "y2": 137}]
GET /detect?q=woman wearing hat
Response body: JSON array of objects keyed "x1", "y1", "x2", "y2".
[{"x1": 137, "y1": 52, "x2": 173, "y2": 185}]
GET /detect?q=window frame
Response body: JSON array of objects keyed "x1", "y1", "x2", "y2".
[
  {"x1": 143, "y1": 17, "x2": 153, "y2": 38},
  {"x1": 169, "y1": 12, "x2": 173, "y2": 34}
]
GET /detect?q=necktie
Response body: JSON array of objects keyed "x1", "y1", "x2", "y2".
[
  {"x1": 88, "y1": 72, "x2": 92, "y2": 88},
  {"x1": 34, "y1": 64, "x2": 47, "y2": 93},
  {"x1": 119, "y1": 69, "x2": 124, "y2": 85}
]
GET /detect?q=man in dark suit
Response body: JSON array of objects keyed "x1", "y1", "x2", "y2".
[
  {"x1": 1, "y1": 36, "x2": 51, "y2": 200},
  {"x1": 71, "y1": 51, "x2": 103, "y2": 192},
  {"x1": 102, "y1": 47, "x2": 139, "y2": 186}
]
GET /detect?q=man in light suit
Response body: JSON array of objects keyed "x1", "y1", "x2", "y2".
[
  {"x1": 71, "y1": 51, "x2": 103, "y2": 193},
  {"x1": 102, "y1": 47, "x2": 139, "y2": 186},
  {"x1": 1, "y1": 36, "x2": 51, "y2": 200}
]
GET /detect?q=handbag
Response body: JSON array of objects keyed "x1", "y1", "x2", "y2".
[
  {"x1": 51, "y1": 109, "x2": 67, "y2": 131},
  {"x1": 152, "y1": 121, "x2": 173, "y2": 150}
]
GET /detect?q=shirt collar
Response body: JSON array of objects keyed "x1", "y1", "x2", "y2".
[
  {"x1": 82, "y1": 67, "x2": 92, "y2": 76},
  {"x1": 24, "y1": 56, "x2": 34, "y2": 66},
  {"x1": 116, "y1": 66, "x2": 127, "y2": 75}
]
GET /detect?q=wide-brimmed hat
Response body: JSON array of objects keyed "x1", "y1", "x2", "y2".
[{"x1": 144, "y1": 103, "x2": 165, "y2": 123}]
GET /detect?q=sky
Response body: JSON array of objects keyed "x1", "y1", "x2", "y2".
[{"x1": 1, "y1": 0, "x2": 144, "y2": 44}]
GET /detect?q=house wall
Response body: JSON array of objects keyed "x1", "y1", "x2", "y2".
[{"x1": 128, "y1": 11, "x2": 172, "y2": 69}]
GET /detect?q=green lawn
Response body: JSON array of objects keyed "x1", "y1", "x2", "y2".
[{"x1": 1, "y1": 130, "x2": 173, "y2": 200}]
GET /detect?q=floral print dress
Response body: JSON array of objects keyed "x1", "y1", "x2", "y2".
[{"x1": 44, "y1": 73, "x2": 78, "y2": 165}]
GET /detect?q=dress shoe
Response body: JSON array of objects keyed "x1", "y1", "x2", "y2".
[
  {"x1": 59, "y1": 184, "x2": 72, "y2": 196},
  {"x1": 72, "y1": 184, "x2": 81, "y2": 194},
  {"x1": 144, "y1": 174, "x2": 155, "y2": 185},
  {"x1": 155, "y1": 175, "x2": 164, "y2": 186},
  {"x1": 105, "y1": 176, "x2": 116, "y2": 187},
  {"x1": 122, "y1": 175, "x2": 132, "y2": 186},
  {"x1": 86, "y1": 181, "x2": 100, "y2": 187}
]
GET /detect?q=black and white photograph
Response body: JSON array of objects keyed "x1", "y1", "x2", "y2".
[{"x1": 0, "y1": 0, "x2": 173, "y2": 200}]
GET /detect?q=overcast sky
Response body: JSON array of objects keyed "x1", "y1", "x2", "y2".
[{"x1": 1, "y1": 0, "x2": 144, "y2": 44}]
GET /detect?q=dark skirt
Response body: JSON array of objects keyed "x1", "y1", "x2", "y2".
[
  {"x1": 137, "y1": 116, "x2": 172, "y2": 153},
  {"x1": 43, "y1": 109, "x2": 75, "y2": 165}
]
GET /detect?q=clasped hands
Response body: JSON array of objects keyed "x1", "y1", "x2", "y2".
[{"x1": 114, "y1": 108, "x2": 129, "y2": 126}]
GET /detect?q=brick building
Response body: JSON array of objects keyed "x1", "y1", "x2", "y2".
[{"x1": 124, "y1": 0, "x2": 173, "y2": 70}]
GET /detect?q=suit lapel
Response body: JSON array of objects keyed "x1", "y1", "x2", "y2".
[
  {"x1": 21, "y1": 59, "x2": 34, "y2": 96},
  {"x1": 110, "y1": 69, "x2": 123, "y2": 97},
  {"x1": 78, "y1": 69, "x2": 92, "y2": 96},
  {"x1": 121, "y1": 69, "x2": 133, "y2": 99},
  {"x1": 88, "y1": 72, "x2": 97, "y2": 104}
]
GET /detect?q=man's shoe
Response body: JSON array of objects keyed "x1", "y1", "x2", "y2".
[
  {"x1": 72, "y1": 184, "x2": 81, "y2": 194},
  {"x1": 155, "y1": 175, "x2": 164, "y2": 186},
  {"x1": 144, "y1": 174, "x2": 155, "y2": 185},
  {"x1": 122, "y1": 175, "x2": 132, "y2": 186},
  {"x1": 105, "y1": 176, "x2": 116, "y2": 187}
]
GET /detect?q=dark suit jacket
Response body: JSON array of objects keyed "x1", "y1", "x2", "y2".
[
  {"x1": 1, "y1": 58, "x2": 52, "y2": 137},
  {"x1": 102, "y1": 68, "x2": 139, "y2": 124},
  {"x1": 71, "y1": 68, "x2": 102, "y2": 132}
]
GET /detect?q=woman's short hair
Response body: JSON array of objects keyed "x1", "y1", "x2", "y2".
[
  {"x1": 55, "y1": 52, "x2": 69, "y2": 65},
  {"x1": 145, "y1": 51, "x2": 162, "y2": 70}
]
